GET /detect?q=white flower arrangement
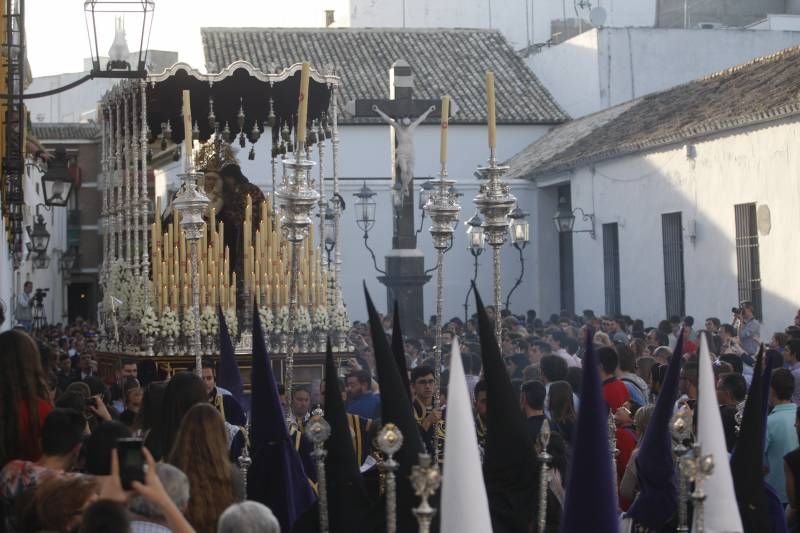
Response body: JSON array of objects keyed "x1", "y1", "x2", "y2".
[
  {"x1": 295, "y1": 307, "x2": 312, "y2": 334},
  {"x1": 312, "y1": 306, "x2": 329, "y2": 332},
  {"x1": 160, "y1": 308, "x2": 180, "y2": 339},
  {"x1": 199, "y1": 306, "x2": 218, "y2": 337},
  {"x1": 140, "y1": 306, "x2": 160, "y2": 337},
  {"x1": 223, "y1": 308, "x2": 238, "y2": 339},
  {"x1": 331, "y1": 304, "x2": 350, "y2": 332},
  {"x1": 276, "y1": 306, "x2": 290, "y2": 335},
  {"x1": 258, "y1": 307, "x2": 274, "y2": 333},
  {"x1": 182, "y1": 310, "x2": 198, "y2": 337}
]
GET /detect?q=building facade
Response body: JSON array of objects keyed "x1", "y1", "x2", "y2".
[
  {"x1": 31, "y1": 123, "x2": 102, "y2": 324},
  {"x1": 195, "y1": 27, "x2": 568, "y2": 322},
  {"x1": 508, "y1": 45, "x2": 800, "y2": 337},
  {"x1": 529, "y1": 27, "x2": 800, "y2": 118}
]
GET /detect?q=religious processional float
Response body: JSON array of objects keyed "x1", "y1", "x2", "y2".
[{"x1": 96, "y1": 60, "x2": 352, "y2": 370}]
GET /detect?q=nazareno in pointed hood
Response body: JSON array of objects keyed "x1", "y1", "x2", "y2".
[
  {"x1": 625, "y1": 328, "x2": 684, "y2": 528},
  {"x1": 731, "y1": 346, "x2": 769, "y2": 532},
  {"x1": 473, "y1": 284, "x2": 535, "y2": 533},
  {"x1": 249, "y1": 302, "x2": 316, "y2": 531},
  {"x1": 364, "y1": 284, "x2": 427, "y2": 533},
  {"x1": 561, "y1": 327, "x2": 619, "y2": 533},
  {"x1": 390, "y1": 300, "x2": 412, "y2": 400}
]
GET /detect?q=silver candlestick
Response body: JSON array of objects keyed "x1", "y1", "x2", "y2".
[
  {"x1": 276, "y1": 141, "x2": 320, "y2": 419},
  {"x1": 424, "y1": 168, "x2": 460, "y2": 409},
  {"x1": 410, "y1": 453, "x2": 441, "y2": 533},
  {"x1": 306, "y1": 408, "x2": 332, "y2": 533},
  {"x1": 237, "y1": 422, "x2": 252, "y2": 495},
  {"x1": 537, "y1": 419, "x2": 552, "y2": 533},
  {"x1": 682, "y1": 442, "x2": 714, "y2": 533},
  {"x1": 377, "y1": 423, "x2": 404, "y2": 533},
  {"x1": 473, "y1": 150, "x2": 515, "y2": 346},
  {"x1": 671, "y1": 399, "x2": 693, "y2": 533},
  {"x1": 608, "y1": 411, "x2": 619, "y2": 497},
  {"x1": 173, "y1": 152, "x2": 209, "y2": 378}
]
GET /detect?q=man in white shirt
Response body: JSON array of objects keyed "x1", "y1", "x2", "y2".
[{"x1": 15, "y1": 281, "x2": 34, "y2": 331}]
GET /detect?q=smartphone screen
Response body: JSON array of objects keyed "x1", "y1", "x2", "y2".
[{"x1": 117, "y1": 437, "x2": 145, "y2": 490}]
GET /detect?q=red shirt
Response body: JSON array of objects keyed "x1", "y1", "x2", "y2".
[
  {"x1": 602, "y1": 378, "x2": 630, "y2": 411},
  {"x1": 16, "y1": 399, "x2": 53, "y2": 461}
]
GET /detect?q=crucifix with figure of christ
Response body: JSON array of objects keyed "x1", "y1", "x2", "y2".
[{"x1": 346, "y1": 59, "x2": 453, "y2": 336}]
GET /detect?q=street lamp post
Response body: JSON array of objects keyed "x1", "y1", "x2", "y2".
[
  {"x1": 504, "y1": 206, "x2": 530, "y2": 311},
  {"x1": 353, "y1": 181, "x2": 385, "y2": 275},
  {"x1": 463, "y1": 212, "x2": 485, "y2": 322}
]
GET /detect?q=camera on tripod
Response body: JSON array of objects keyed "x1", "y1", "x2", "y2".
[{"x1": 33, "y1": 288, "x2": 49, "y2": 305}]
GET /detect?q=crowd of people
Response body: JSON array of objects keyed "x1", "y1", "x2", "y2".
[{"x1": 3, "y1": 297, "x2": 800, "y2": 532}]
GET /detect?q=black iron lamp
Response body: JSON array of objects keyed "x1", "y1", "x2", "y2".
[
  {"x1": 553, "y1": 196, "x2": 595, "y2": 239},
  {"x1": 26, "y1": 208, "x2": 51, "y2": 253},
  {"x1": 84, "y1": 0, "x2": 155, "y2": 77},
  {"x1": 354, "y1": 181, "x2": 377, "y2": 234},
  {"x1": 41, "y1": 148, "x2": 74, "y2": 207}
]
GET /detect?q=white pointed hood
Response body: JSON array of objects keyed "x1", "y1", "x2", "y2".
[
  {"x1": 441, "y1": 339, "x2": 493, "y2": 533},
  {"x1": 693, "y1": 333, "x2": 743, "y2": 532}
]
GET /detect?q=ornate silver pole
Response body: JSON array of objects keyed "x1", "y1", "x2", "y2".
[
  {"x1": 140, "y1": 80, "x2": 150, "y2": 304},
  {"x1": 424, "y1": 168, "x2": 460, "y2": 407},
  {"x1": 410, "y1": 453, "x2": 441, "y2": 533},
  {"x1": 99, "y1": 104, "x2": 108, "y2": 286},
  {"x1": 671, "y1": 399, "x2": 693, "y2": 533},
  {"x1": 473, "y1": 150, "x2": 515, "y2": 347},
  {"x1": 131, "y1": 85, "x2": 141, "y2": 277},
  {"x1": 307, "y1": 408, "x2": 332, "y2": 533},
  {"x1": 317, "y1": 121, "x2": 327, "y2": 312},
  {"x1": 124, "y1": 93, "x2": 132, "y2": 267},
  {"x1": 115, "y1": 96, "x2": 123, "y2": 263},
  {"x1": 537, "y1": 419, "x2": 552, "y2": 533},
  {"x1": 277, "y1": 134, "x2": 319, "y2": 416},
  {"x1": 173, "y1": 157, "x2": 209, "y2": 377},
  {"x1": 331, "y1": 86, "x2": 342, "y2": 309},
  {"x1": 608, "y1": 411, "x2": 618, "y2": 495},
  {"x1": 237, "y1": 427, "x2": 252, "y2": 494},
  {"x1": 682, "y1": 443, "x2": 714, "y2": 533},
  {"x1": 377, "y1": 423, "x2": 404, "y2": 533}
]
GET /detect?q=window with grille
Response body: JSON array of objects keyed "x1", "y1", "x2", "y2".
[
  {"x1": 661, "y1": 212, "x2": 686, "y2": 318},
  {"x1": 602, "y1": 223, "x2": 621, "y2": 316},
  {"x1": 734, "y1": 203, "x2": 762, "y2": 320}
]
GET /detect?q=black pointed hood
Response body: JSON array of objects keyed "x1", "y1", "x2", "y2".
[
  {"x1": 364, "y1": 284, "x2": 426, "y2": 533},
  {"x1": 390, "y1": 301, "x2": 412, "y2": 400},
  {"x1": 325, "y1": 339, "x2": 377, "y2": 531},
  {"x1": 731, "y1": 346, "x2": 769, "y2": 532},
  {"x1": 474, "y1": 284, "x2": 535, "y2": 533}
]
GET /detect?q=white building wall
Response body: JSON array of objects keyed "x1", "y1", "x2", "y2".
[
  {"x1": 530, "y1": 28, "x2": 800, "y2": 117},
  {"x1": 348, "y1": 0, "x2": 656, "y2": 50},
  {"x1": 159, "y1": 122, "x2": 549, "y2": 322},
  {"x1": 558, "y1": 118, "x2": 800, "y2": 338},
  {"x1": 0, "y1": 162, "x2": 69, "y2": 329}
]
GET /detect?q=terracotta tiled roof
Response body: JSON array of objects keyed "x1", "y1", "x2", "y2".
[
  {"x1": 508, "y1": 44, "x2": 800, "y2": 180},
  {"x1": 201, "y1": 27, "x2": 567, "y2": 125},
  {"x1": 32, "y1": 123, "x2": 100, "y2": 142}
]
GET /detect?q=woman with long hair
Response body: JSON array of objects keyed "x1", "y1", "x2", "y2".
[
  {"x1": 548, "y1": 380, "x2": 577, "y2": 447},
  {"x1": 0, "y1": 330, "x2": 53, "y2": 466},
  {"x1": 167, "y1": 403, "x2": 243, "y2": 533},
  {"x1": 135, "y1": 381, "x2": 166, "y2": 438},
  {"x1": 144, "y1": 372, "x2": 206, "y2": 461}
]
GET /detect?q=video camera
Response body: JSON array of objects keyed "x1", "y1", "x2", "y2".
[{"x1": 33, "y1": 288, "x2": 49, "y2": 304}]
